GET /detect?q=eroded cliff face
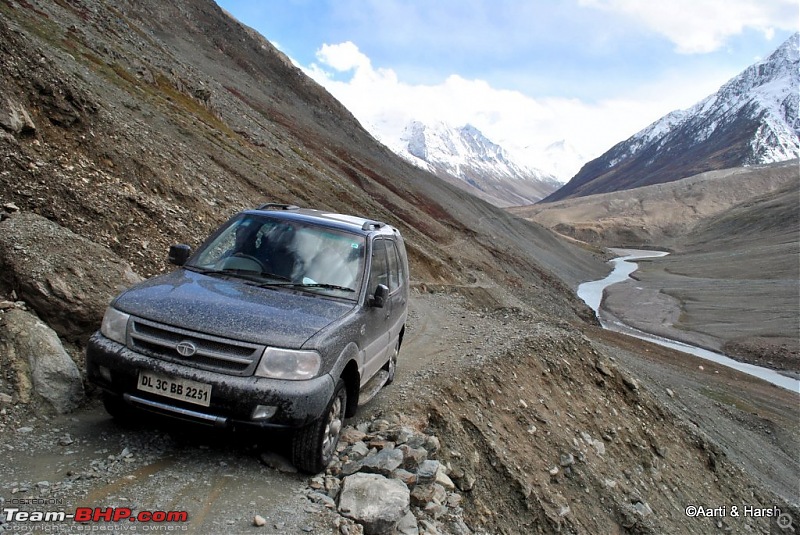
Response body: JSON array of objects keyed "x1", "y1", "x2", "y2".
[{"x1": 414, "y1": 329, "x2": 786, "y2": 534}]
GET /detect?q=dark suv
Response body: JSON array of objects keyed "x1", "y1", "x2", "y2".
[{"x1": 86, "y1": 204, "x2": 409, "y2": 472}]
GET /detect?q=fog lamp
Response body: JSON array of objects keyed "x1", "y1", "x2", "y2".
[
  {"x1": 98, "y1": 366, "x2": 112, "y2": 383},
  {"x1": 252, "y1": 405, "x2": 278, "y2": 420}
]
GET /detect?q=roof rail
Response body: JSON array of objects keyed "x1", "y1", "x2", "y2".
[
  {"x1": 257, "y1": 203, "x2": 300, "y2": 211},
  {"x1": 361, "y1": 220, "x2": 386, "y2": 231}
]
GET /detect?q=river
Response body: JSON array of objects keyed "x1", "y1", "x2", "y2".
[{"x1": 577, "y1": 249, "x2": 800, "y2": 393}]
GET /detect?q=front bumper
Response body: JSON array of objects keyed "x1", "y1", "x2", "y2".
[{"x1": 86, "y1": 332, "x2": 334, "y2": 429}]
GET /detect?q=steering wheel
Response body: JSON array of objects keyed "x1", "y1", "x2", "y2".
[{"x1": 223, "y1": 253, "x2": 268, "y2": 273}]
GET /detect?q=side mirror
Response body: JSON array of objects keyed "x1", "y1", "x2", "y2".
[
  {"x1": 369, "y1": 284, "x2": 389, "y2": 308},
  {"x1": 168, "y1": 244, "x2": 192, "y2": 266}
]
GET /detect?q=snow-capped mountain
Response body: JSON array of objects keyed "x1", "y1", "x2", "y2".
[
  {"x1": 386, "y1": 121, "x2": 560, "y2": 207},
  {"x1": 538, "y1": 139, "x2": 587, "y2": 181},
  {"x1": 544, "y1": 33, "x2": 800, "y2": 202}
]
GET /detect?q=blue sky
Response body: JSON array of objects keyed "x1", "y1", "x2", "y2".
[{"x1": 214, "y1": 0, "x2": 796, "y2": 179}]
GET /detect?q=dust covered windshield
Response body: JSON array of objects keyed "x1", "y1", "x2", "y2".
[{"x1": 189, "y1": 215, "x2": 366, "y2": 299}]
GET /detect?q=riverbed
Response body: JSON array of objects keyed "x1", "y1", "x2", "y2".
[{"x1": 578, "y1": 249, "x2": 800, "y2": 393}]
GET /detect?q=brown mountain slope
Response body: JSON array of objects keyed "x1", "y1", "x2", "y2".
[
  {"x1": 0, "y1": 2, "x2": 797, "y2": 533},
  {"x1": 510, "y1": 160, "x2": 798, "y2": 248},
  {"x1": 617, "y1": 178, "x2": 800, "y2": 369},
  {"x1": 0, "y1": 0, "x2": 603, "y2": 309}
]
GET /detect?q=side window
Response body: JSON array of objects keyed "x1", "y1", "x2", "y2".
[
  {"x1": 392, "y1": 242, "x2": 405, "y2": 289},
  {"x1": 368, "y1": 239, "x2": 389, "y2": 291},
  {"x1": 387, "y1": 240, "x2": 400, "y2": 292}
]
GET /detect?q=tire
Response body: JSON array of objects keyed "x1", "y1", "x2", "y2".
[
  {"x1": 384, "y1": 339, "x2": 399, "y2": 385},
  {"x1": 291, "y1": 379, "x2": 347, "y2": 473}
]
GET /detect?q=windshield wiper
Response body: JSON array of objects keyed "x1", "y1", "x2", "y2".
[
  {"x1": 185, "y1": 265, "x2": 289, "y2": 283},
  {"x1": 184, "y1": 265, "x2": 227, "y2": 275},
  {"x1": 186, "y1": 266, "x2": 348, "y2": 291},
  {"x1": 263, "y1": 282, "x2": 355, "y2": 293},
  {"x1": 260, "y1": 272, "x2": 291, "y2": 281}
]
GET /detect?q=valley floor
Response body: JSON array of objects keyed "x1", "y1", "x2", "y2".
[{"x1": 602, "y1": 251, "x2": 800, "y2": 374}]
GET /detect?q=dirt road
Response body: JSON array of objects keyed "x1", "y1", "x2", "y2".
[{"x1": 0, "y1": 290, "x2": 508, "y2": 533}]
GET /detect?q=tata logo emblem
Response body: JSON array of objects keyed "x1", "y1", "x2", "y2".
[{"x1": 176, "y1": 340, "x2": 197, "y2": 357}]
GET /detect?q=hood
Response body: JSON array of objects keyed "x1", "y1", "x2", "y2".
[{"x1": 112, "y1": 269, "x2": 354, "y2": 348}]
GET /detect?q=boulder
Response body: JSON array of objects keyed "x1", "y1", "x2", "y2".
[
  {"x1": 360, "y1": 447, "x2": 405, "y2": 476},
  {"x1": 0, "y1": 212, "x2": 142, "y2": 340},
  {"x1": 415, "y1": 460, "x2": 440, "y2": 485},
  {"x1": 338, "y1": 473, "x2": 410, "y2": 535},
  {"x1": 1, "y1": 308, "x2": 84, "y2": 412},
  {"x1": 0, "y1": 97, "x2": 36, "y2": 136}
]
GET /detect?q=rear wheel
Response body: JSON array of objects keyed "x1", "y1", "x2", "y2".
[
  {"x1": 291, "y1": 379, "x2": 347, "y2": 473},
  {"x1": 384, "y1": 340, "x2": 399, "y2": 385}
]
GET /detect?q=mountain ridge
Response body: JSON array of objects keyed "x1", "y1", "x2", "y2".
[
  {"x1": 543, "y1": 32, "x2": 799, "y2": 202},
  {"x1": 386, "y1": 120, "x2": 560, "y2": 207}
]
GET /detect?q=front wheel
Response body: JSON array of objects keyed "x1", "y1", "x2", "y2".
[
  {"x1": 102, "y1": 392, "x2": 137, "y2": 422},
  {"x1": 291, "y1": 379, "x2": 347, "y2": 473}
]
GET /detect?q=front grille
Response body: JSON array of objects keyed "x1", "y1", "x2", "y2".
[{"x1": 129, "y1": 318, "x2": 263, "y2": 376}]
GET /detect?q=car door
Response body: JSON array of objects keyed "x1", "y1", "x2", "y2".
[
  {"x1": 360, "y1": 238, "x2": 391, "y2": 384},
  {"x1": 385, "y1": 239, "x2": 407, "y2": 351}
]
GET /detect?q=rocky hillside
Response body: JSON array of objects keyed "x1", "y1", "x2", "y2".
[
  {"x1": 0, "y1": 0, "x2": 601, "y2": 306},
  {"x1": 0, "y1": 1, "x2": 797, "y2": 534},
  {"x1": 544, "y1": 33, "x2": 799, "y2": 202}
]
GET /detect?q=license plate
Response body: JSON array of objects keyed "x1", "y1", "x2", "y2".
[{"x1": 137, "y1": 371, "x2": 212, "y2": 407}]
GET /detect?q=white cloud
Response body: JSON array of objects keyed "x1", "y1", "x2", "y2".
[
  {"x1": 579, "y1": 0, "x2": 796, "y2": 53},
  {"x1": 315, "y1": 41, "x2": 371, "y2": 73},
  {"x1": 219, "y1": 0, "x2": 794, "y2": 180},
  {"x1": 305, "y1": 41, "x2": 742, "y2": 179}
]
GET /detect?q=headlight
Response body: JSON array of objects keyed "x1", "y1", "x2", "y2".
[
  {"x1": 100, "y1": 307, "x2": 130, "y2": 345},
  {"x1": 255, "y1": 348, "x2": 321, "y2": 380}
]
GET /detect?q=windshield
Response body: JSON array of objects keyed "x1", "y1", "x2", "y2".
[{"x1": 189, "y1": 214, "x2": 366, "y2": 299}]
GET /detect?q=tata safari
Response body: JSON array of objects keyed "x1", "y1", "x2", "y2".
[{"x1": 86, "y1": 204, "x2": 409, "y2": 472}]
